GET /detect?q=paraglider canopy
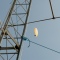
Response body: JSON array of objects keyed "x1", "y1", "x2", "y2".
[{"x1": 34, "y1": 28, "x2": 38, "y2": 37}]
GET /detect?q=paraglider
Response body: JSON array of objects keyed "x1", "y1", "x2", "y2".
[{"x1": 34, "y1": 28, "x2": 38, "y2": 37}]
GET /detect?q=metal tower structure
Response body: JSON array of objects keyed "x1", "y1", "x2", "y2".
[
  {"x1": 0, "y1": 0, "x2": 32, "y2": 60},
  {"x1": 1, "y1": 0, "x2": 60, "y2": 60}
]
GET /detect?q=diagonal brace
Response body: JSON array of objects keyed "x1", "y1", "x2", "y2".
[
  {"x1": 6, "y1": 30, "x2": 19, "y2": 48},
  {"x1": 0, "y1": 0, "x2": 16, "y2": 44}
]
